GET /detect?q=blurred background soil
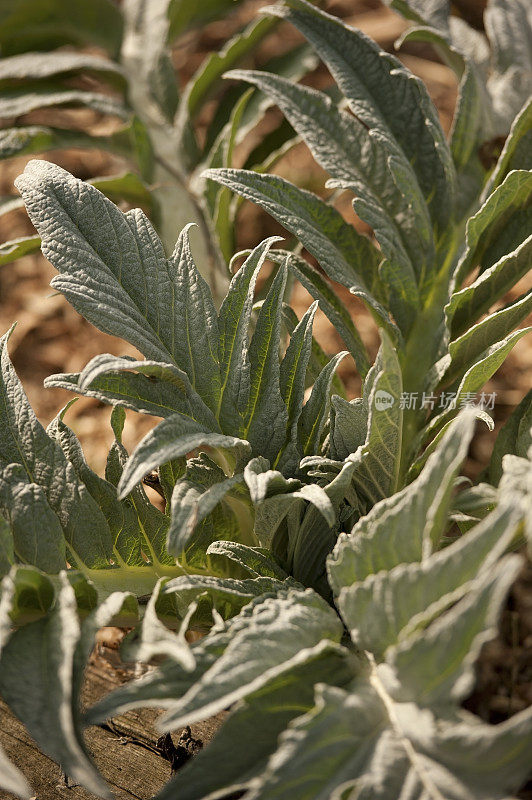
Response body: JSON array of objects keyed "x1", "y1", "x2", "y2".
[{"x1": 0, "y1": 0, "x2": 531, "y2": 769}]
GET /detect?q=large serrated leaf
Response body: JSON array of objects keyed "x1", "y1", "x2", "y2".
[
  {"x1": 204, "y1": 169, "x2": 382, "y2": 302},
  {"x1": 348, "y1": 331, "x2": 403, "y2": 505},
  {"x1": 337, "y1": 505, "x2": 518, "y2": 658},
  {"x1": 15, "y1": 163, "x2": 224, "y2": 406},
  {"x1": 455, "y1": 168, "x2": 532, "y2": 285},
  {"x1": 88, "y1": 587, "x2": 343, "y2": 724},
  {"x1": 146, "y1": 588, "x2": 344, "y2": 729},
  {"x1": 328, "y1": 411, "x2": 476, "y2": 595},
  {"x1": 280, "y1": 301, "x2": 317, "y2": 446},
  {"x1": 156, "y1": 641, "x2": 353, "y2": 800},
  {"x1": 168, "y1": 472, "x2": 248, "y2": 557},
  {"x1": 118, "y1": 414, "x2": 250, "y2": 499},
  {"x1": 445, "y1": 291, "x2": 532, "y2": 383},
  {"x1": 46, "y1": 407, "x2": 146, "y2": 567},
  {"x1": 268, "y1": 0, "x2": 455, "y2": 230},
  {"x1": 298, "y1": 351, "x2": 347, "y2": 456},
  {"x1": 242, "y1": 260, "x2": 289, "y2": 461},
  {"x1": 217, "y1": 237, "x2": 282, "y2": 432},
  {"x1": 46, "y1": 355, "x2": 218, "y2": 429},
  {"x1": 448, "y1": 234, "x2": 532, "y2": 338},
  {"x1": 0, "y1": 464, "x2": 66, "y2": 574},
  {"x1": 221, "y1": 70, "x2": 425, "y2": 331},
  {"x1": 0, "y1": 574, "x2": 112, "y2": 798},
  {"x1": 0, "y1": 328, "x2": 112, "y2": 569}
]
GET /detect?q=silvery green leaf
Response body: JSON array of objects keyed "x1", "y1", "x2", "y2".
[
  {"x1": 395, "y1": 24, "x2": 464, "y2": 74},
  {"x1": 0, "y1": 328, "x2": 112, "y2": 569},
  {"x1": 0, "y1": 88, "x2": 129, "y2": 120},
  {"x1": 156, "y1": 641, "x2": 353, "y2": 800},
  {"x1": 206, "y1": 541, "x2": 288, "y2": 580},
  {"x1": 277, "y1": 249, "x2": 379, "y2": 373},
  {"x1": 281, "y1": 303, "x2": 346, "y2": 399},
  {"x1": 0, "y1": 744, "x2": 30, "y2": 799},
  {"x1": 98, "y1": 421, "x2": 173, "y2": 567},
  {"x1": 0, "y1": 573, "x2": 112, "y2": 798},
  {"x1": 483, "y1": 98, "x2": 532, "y2": 196},
  {"x1": 242, "y1": 261, "x2": 289, "y2": 461},
  {"x1": 450, "y1": 62, "x2": 492, "y2": 216},
  {"x1": 204, "y1": 169, "x2": 382, "y2": 305},
  {"x1": 157, "y1": 224, "x2": 222, "y2": 411},
  {"x1": 337, "y1": 505, "x2": 519, "y2": 658},
  {"x1": 245, "y1": 456, "x2": 336, "y2": 554},
  {"x1": 388, "y1": 552, "x2": 522, "y2": 706},
  {"x1": 15, "y1": 163, "x2": 222, "y2": 409},
  {"x1": 447, "y1": 234, "x2": 532, "y2": 339},
  {"x1": 298, "y1": 351, "x2": 348, "y2": 456},
  {"x1": 0, "y1": 235, "x2": 41, "y2": 266},
  {"x1": 221, "y1": 71, "x2": 425, "y2": 331},
  {"x1": 1, "y1": 172, "x2": 156, "y2": 267},
  {"x1": 267, "y1": 0, "x2": 454, "y2": 230},
  {"x1": 118, "y1": 414, "x2": 250, "y2": 499},
  {"x1": 386, "y1": 0, "x2": 450, "y2": 31},
  {"x1": 163, "y1": 574, "x2": 295, "y2": 627},
  {"x1": 454, "y1": 169, "x2": 532, "y2": 286},
  {"x1": 489, "y1": 389, "x2": 532, "y2": 485},
  {"x1": 155, "y1": 588, "x2": 344, "y2": 729},
  {"x1": 348, "y1": 331, "x2": 403, "y2": 505},
  {"x1": 0, "y1": 50, "x2": 126, "y2": 90},
  {"x1": 168, "y1": 472, "x2": 247, "y2": 556},
  {"x1": 431, "y1": 327, "x2": 531, "y2": 433},
  {"x1": 485, "y1": 0, "x2": 532, "y2": 133},
  {"x1": 328, "y1": 411, "x2": 475, "y2": 594},
  {"x1": 88, "y1": 588, "x2": 345, "y2": 740},
  {"x1": 75, "y1": 354, "x2": 215, "y2": 427},
  {"x1": 217, "y1": 237, "x2": 282, "y2": 432},
  {"x1": 329, "y1": 396, "x2": 367, "y2": 461},
  {"x1": 0, "y1": 464, "x2": 66, "y2": 573},
  {"x1": 445, "y1": 291, "x2": 532, "y2": 384},
  {"x1": 248, "y1": 661, "x2": 532, "y2": 800},
  {"x1": 280, "y1": 301, "x2": 318, "y2": 446},
  {"x1": 280, "y1": 462, "x2": 357, "y2": 597},
  {"x1": 450, "y1": 62, "x2": 492, "y2": 171},
  {"x1": 120, "y1": 578, "x2": 195, "y2": 668},
  {"x1": 46, "y1": 406, "x2": 145, "y2": 567},
  {"x1": 328, "y1": 361, "x2": 378, "y2": 465},
  {"x1": 244, "y1": 457, "x2": 301, "y2": 506}
]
